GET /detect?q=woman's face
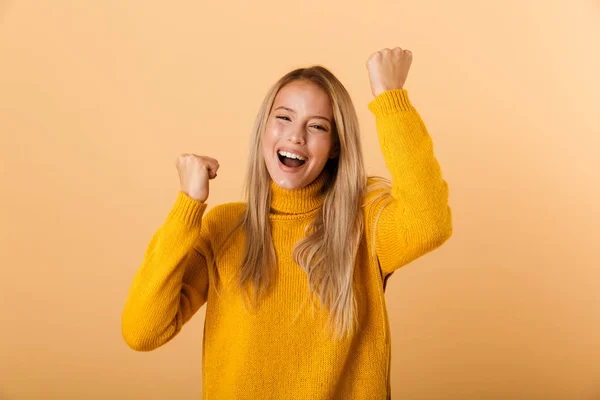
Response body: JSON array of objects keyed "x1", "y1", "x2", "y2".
[{"x1": 262, "y1": 80, "x2": 337, "y2": 190}]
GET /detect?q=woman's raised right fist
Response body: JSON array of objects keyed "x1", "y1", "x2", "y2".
[{"x1": 175, "y1": 153, "x2": 219, "y2": 203}]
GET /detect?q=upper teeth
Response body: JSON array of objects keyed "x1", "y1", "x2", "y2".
[{"x1": 278, "y1": 150, "x2": 307, "y2": 161}]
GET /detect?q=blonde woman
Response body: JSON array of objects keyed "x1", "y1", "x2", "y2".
[{"x1": 122, "y1": 47, "x2": 452, "y2": 399}]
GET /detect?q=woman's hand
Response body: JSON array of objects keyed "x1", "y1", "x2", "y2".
[
  {"x1": 366, "y1": 47, "x2": 413, "y2": 97},
  {"x1": 175, "y1": 153, "x2": 219, "y2": 203}
]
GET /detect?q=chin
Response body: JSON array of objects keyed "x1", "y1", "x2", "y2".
[
  {"x1": 274, "y1": 176, "x2": 305, "y2": 190},
  {"x1": 267, "y1": 159, "x2": 310, "y2": 189}
]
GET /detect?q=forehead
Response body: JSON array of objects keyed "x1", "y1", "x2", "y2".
[{"x1": 273, "y1": 80, "x2": 332, "y2": 116}]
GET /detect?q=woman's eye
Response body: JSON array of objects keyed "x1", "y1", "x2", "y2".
[{"x1": 276, "y1": 116, "x2": 327, "y2": 132}]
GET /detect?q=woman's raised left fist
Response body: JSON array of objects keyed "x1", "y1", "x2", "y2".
[{"x1": 366, "y1": 47, "x2": 413, "y2": 97}]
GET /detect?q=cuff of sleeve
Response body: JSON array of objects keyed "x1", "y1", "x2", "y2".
[
  {"x1": 368, "y1": 89, "x2": 414, "y2": 116},
  {"x1": 167, "y1": 191, "x2": 208, "y2": 228}
]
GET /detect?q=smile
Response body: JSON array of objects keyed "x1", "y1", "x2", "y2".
[{"x1": 278, "y1": 152, "x2": 307, "y2": 171}]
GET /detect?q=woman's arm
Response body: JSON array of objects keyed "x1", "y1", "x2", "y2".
[
  {"x1": 121, "y1": 191, "x2": 212, "y2": 351},
  {"x1": 366, "y1": 48, "x2": 453, "y2": 280}
]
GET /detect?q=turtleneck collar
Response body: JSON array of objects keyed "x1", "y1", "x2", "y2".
[{"x1": 269, "y1": 169, "x2": 331, "y2": 217}]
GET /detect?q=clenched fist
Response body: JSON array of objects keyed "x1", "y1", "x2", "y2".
[
  {"x1": 175, "y1": 153, "x2": 219, "y2": 203},
  {"x1": 366, "y1": 47, "x2": 413, "y2": 97}
]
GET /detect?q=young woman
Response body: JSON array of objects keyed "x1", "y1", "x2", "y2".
[{"x1": 122, "y1": 47, "x2": 452, "y2": 399}]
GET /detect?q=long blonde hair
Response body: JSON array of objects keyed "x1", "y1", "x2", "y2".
[{"x1": 220, "y1": 66, "x2": 391, "y2": 340}]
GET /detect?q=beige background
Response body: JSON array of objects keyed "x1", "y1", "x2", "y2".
[{"x1": 1, "y1": 0, "x2": 599, "y2": 399}]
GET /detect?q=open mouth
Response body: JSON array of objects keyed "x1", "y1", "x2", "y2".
[{"x1": 278, "y1": 152, "x2": 307, "y2": 169}]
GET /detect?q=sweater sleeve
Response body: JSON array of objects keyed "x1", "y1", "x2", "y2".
[
  {"x1": 121, "y1": 191, "x2": 213, "y2": 351},
  {"x1": 367, "y1": 89, "x2": 452, "y2": 280}
]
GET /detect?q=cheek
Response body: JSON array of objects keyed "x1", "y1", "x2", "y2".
[
  {"x1": 309, "y1": 136, "x2": 334, "y2": 160},
  {"x1": 263, "y1": 121, "x2": 283, "y2": 145},
  {"x1": 262, "y1": 123, "x2": 275, "y2": 146}
]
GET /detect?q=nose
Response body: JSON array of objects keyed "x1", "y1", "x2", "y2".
[{"x1": 286, "y1": 127, "x2": 306, "y2": 145}]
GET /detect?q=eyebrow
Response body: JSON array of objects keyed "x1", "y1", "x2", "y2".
[{"x1": 274, "y1": 106, "x2": 331, "y2": 123}]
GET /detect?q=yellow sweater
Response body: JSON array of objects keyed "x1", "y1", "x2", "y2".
[{"x1": 122, "y1": 89, "x2": 452, "y2": 399}]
